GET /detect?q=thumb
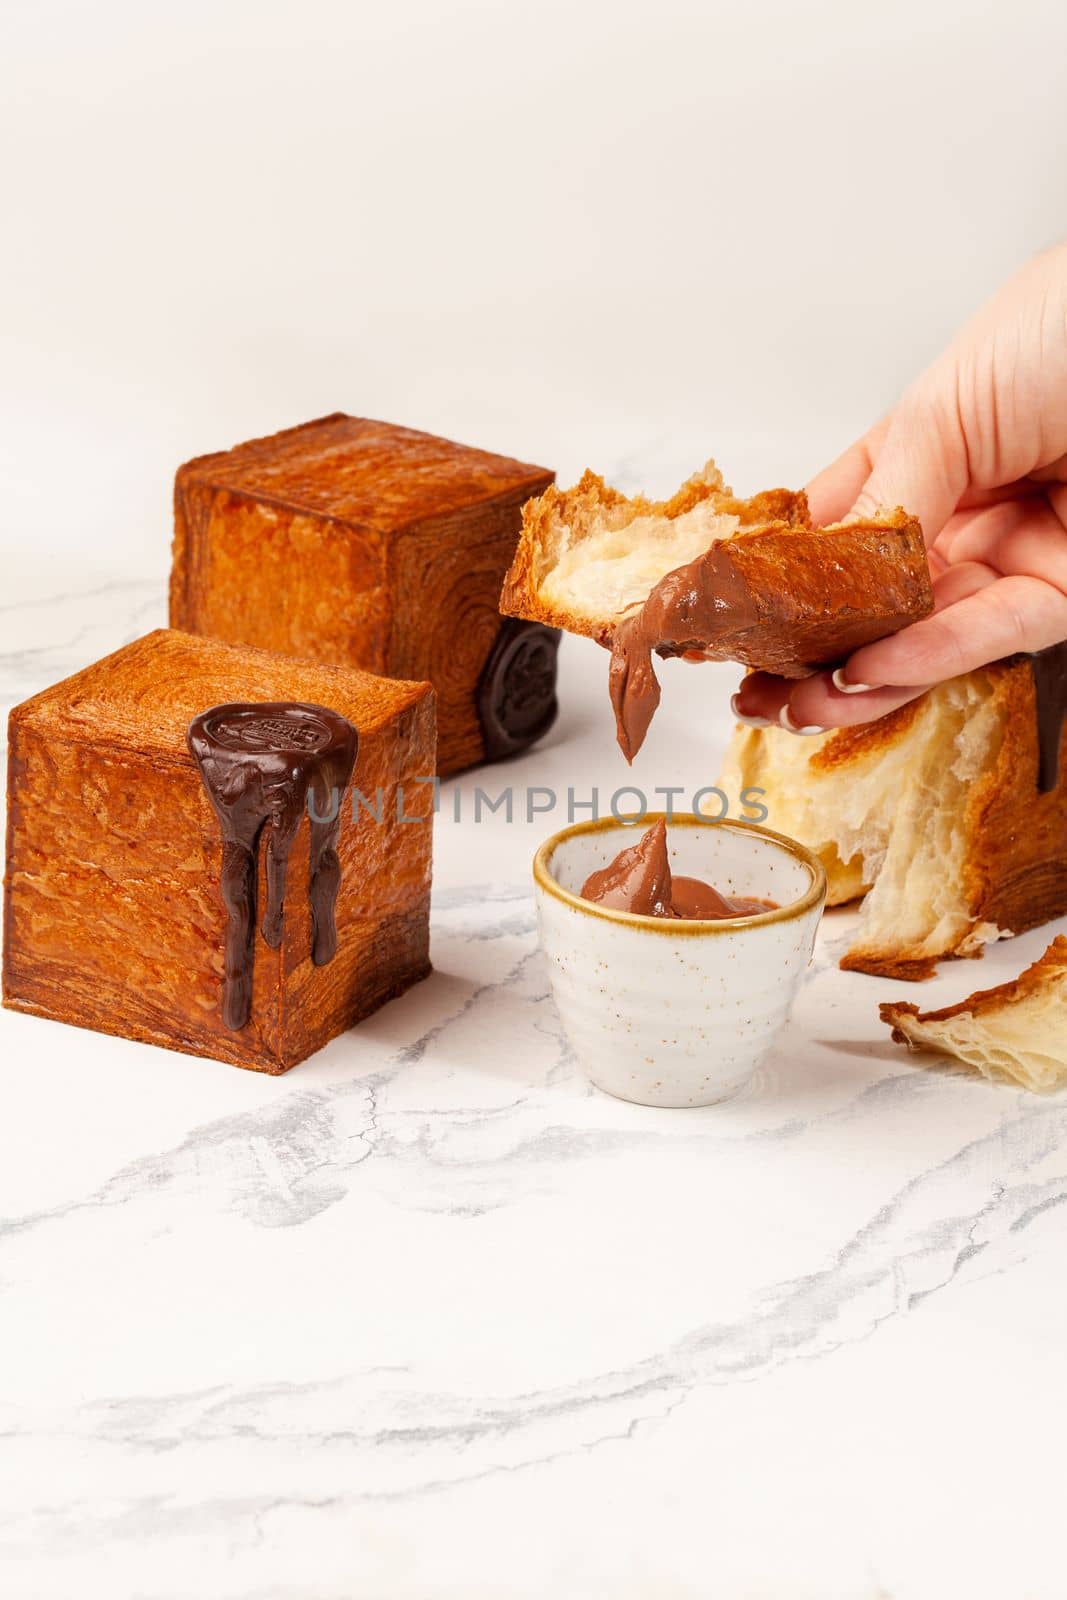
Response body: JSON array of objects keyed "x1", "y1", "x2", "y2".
[{"x1": 848, "y1": 381, "x2": 970, "y2": 546}]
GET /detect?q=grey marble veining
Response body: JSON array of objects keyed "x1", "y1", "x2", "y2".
[{"x1": 3, "y1": 572, "x2": 1067, "y2": 1599}]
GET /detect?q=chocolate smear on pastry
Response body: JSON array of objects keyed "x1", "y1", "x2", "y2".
[{"x1": 607, "y1": 519, "x2": 933, "y2": 762}]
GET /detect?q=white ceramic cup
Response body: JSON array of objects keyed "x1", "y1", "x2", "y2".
[{"x1": 533, "y1": 814, "x2": 827, "y2": 1107}]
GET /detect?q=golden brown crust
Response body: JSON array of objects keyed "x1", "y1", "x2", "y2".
[
  {"x1": 3, "y1": 629, "x2": 436, "y2": 1073},
  {"x1": 880, "y1": 936, "x2": 1067, "y2": 1036},
  {"x1": 842, "y1": 951, "x2": 942, "y2": 981},
  {"x1": 809, "y1": 696, "x2": 926, "y2": 773},
  {"x1": 12, "y1": 627, "x2": 429, "y2": 757},
  {"x1": 960, "y1": 661, "x2": 1067, "y2": 938},
  {"x1": 171, "y1": 414, "x2": 553, "y2": 775},
  {"x1": 174, "y1": 413, "x2": 550, "y2": 530}
]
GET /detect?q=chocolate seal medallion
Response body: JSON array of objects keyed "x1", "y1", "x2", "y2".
[{"x1": 475, "y1": 619, "x2": 561, "y2": 762}]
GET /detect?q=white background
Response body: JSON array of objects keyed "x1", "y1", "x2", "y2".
[{"x1": 3, "y1": 0, "x2": 1065, "y2": 582}]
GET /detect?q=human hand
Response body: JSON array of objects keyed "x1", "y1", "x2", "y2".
[{"x1": 733, "y1": 243, "x2": 1067, "y2": 734}]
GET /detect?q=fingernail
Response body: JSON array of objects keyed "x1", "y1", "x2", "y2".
[
  {"x1": 730, "y1": 693, "x2": 774, "y2": 729},
  {"x1": 831, "y1": 667, "x2": 877, "y2": 695},
  {"x1": 779, "y1": 704, "x2": 827, "y2": 736}
]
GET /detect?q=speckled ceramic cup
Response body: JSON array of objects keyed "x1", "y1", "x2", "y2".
[{"x1": 533, "y1": 814, "x2": 827, "y2": 1107}]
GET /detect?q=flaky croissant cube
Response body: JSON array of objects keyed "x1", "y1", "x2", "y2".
[
  {"x1": 170, "y1": 414, "x2": 558, "y2": 775},
  {"x1": 3, "y1": 629, "x2": 435, "y2": 1072}
]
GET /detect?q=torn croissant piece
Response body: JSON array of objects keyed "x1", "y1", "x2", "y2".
[
  {"x1": 718, "y1": 647, "x2": 1067, "y2": 978},
  {"x1": 880, "y1": 936, "x2": 1067, "y2": 1092},
  {"x1": 499, "y1": 460, "x2": 933, "y2": 760}
]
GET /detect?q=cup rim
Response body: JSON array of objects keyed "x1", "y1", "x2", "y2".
[{"x1": 532, "y1": 812, "x2": 828, "y2": 937}]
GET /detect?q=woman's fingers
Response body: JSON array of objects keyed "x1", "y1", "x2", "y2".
[
  {"x1": 732, "y1": 671, "x2": 928, "y2": 732},
  {"x1": 733, "y1": 570, "x2": 1067, "y2": 734},
  {"x1": 933, "y1": 496, "x2": 1067, "y2": 588},
  {"x1": 928, "y1": 559, "x2": 1000, "y2": 609},
  {"x1": 844, "y1": 573, "x2": 1067, "y2": 689},
  {"x1": 847, "y1": 385, "x2": 970, "y2": 546},
  {"x1": 804, "y1": 420, "x2": 887, "y2": 527},
  {"x1": 804, "y1": 246, "x2": 1067, "y2": 552},
  {"x1": 806, "y1": 386, "x2": 968, "y2": 548},
  {"x1": 764, "y1": 248, "x2": 1067, "y2": 737}
]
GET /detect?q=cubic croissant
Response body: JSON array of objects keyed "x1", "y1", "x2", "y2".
[
  {"x1": 3, "y1": 630, "x2": 435, "y2": 1072},
  {"x1": 718, "y1": 647, "x2": 1067, "y2": 978},
  {"x1": 170, "y1": 414, "x2": 558, "y2": 775}
]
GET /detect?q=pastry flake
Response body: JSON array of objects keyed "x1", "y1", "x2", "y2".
[{"x1": 880, "y1": 936, "x2": 1067, "y2": 1092}]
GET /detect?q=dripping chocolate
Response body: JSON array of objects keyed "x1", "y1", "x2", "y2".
[{"x1": 188, "y1": 702, "x2": 358, "y2": 1030}]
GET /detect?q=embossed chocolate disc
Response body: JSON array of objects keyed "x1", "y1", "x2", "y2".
[
  {"x1": 476, "y1": 618, "x2": 561, "y2": 762},
  {"x1": 203, "y1": 705, "x2": 334, "y2": 755}
]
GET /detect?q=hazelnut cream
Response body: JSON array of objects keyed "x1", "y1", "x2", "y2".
[{"x1": 580, "y1": 819, "x2": 776, "y2": 920}]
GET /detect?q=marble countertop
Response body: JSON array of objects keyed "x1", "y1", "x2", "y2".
[{"x1": 3, "y1": 569, "x2": 1067, "y2": 1600}]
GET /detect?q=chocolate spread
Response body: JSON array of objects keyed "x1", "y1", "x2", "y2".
[
  {"x1": 579, "y1": 819, "x2": 775, "y2": 920},
  {"x1": 1031, "y1": 641, "x2": 1067, "y2": 793},
  {"x1": 188, "y1": 703, "x2": 358, "y2": 1030},
  {"x1": 609, "y1": 546, "x2": 759, "y2": 762}
]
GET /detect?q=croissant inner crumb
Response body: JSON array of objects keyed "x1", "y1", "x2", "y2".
[{"x1": 539, "y1": 502, "x2": 740, "y2": 621}]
